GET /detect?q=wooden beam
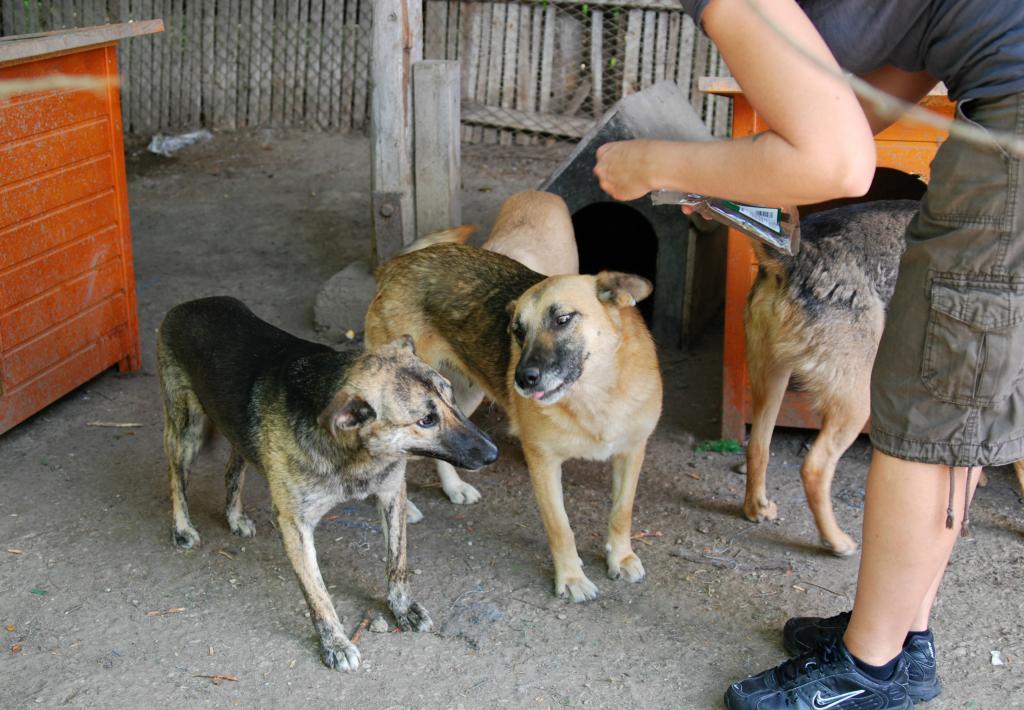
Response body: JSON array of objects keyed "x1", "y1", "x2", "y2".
[
  {"x1": 461, "y1": 101, "x2": 594, "y2": 139},
  {"x1": 0, "y1": 19, "x2": 163, "y2": 64},
  {"x1": 370, "y1": 0, "x2": 422, "y2": 257},
  {"x1": 590, "y1": 9, "x2": 604, "y2": 118},
  {"x1": 413, "y1": 60, "x2": 461, "y2": 236}
]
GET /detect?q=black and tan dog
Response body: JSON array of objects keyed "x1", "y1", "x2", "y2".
[
  {"x1": 745, "y1": 201, "x2": 1024, "y2": 551},
  {"x1": 157, "y1": 296, "x2": 497, "y2": 671},
  {"x1": 743, "y1": 200, "x2": 917, "y2": 556},
  {"x1": 399, "y1": 191, "x2": 580, "y2": 518},
  {"x1": 366, "y1": 245, "x2": 662, "y2": 602}
]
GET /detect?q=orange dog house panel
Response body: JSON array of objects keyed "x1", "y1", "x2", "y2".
[{"x1": 0, "y1": 23, "x2": 162, "y2": 434}]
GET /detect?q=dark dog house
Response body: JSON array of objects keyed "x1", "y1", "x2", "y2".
[{"x1": 540, "y1": 81, "x2": 716, "y2": 347}]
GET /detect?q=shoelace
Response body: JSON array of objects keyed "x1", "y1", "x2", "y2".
[{"x1": 776, "y1": 638, "x2": 845, "y2": 687}]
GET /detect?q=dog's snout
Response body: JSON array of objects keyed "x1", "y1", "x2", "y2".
[
  {"x1": 477, "y1": 437, "x2": 499, "y2": 465},
  {"x1": 452, "y1": 423, "x2": 499, "y2": 470},
  {"x1": 517, "y1": 366, "x2": 541, "y2": 389}
]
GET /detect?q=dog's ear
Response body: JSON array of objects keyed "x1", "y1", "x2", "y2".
[
  {"x1": 319, "y1": 391, "x2": 376, "y2": 436},
  {"x1": 391, "y1": 334, "x2": 416, "y2": 355},
  {"x1": 505, "y1": 300, "x2": 522, "y2": 339},
  {"x1": 595, "y1": 271, "x2": 653, "y2": 307}
]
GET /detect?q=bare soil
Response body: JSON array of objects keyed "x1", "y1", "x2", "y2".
[{"x1": 1, "y1": 131, "x2": 1022, "y2": 709}]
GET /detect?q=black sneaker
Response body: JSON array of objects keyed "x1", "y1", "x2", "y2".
[
  {"x1": 724, "y1": 639, "x2": 912, "y2": 710},
  {"x1": 783, "y1": 613, "x2": 941, "y2": 704}
]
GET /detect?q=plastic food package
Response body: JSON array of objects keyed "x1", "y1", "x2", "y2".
[{"x1": 652, "y1": 190, "x2": 800, "y2": 255}]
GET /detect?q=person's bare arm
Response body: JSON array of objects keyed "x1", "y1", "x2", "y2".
[
  {"x1": 593, "y1": 0, "x2": 875, "y2": 205},
  {"x1": 857, "y1": 65, "x2": 939, "y2": 134}
]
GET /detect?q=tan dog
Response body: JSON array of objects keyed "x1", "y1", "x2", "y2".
[
  {"x1": 743, "y1": 201, "x2": 914, "y2": 556},
  {"x1": 399, "y1": 191, "x2": 579, "y2": 514},
  {"x1": 407, "y1": 191, "x2": 578, "y2": 278},
  {"x1": 365, "y1": 244, "x2": 661, "y2": 601},
  {"x1": 482, "y1": 191, "x2": 579, "y2": 276}
]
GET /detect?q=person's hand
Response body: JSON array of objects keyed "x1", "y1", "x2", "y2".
[{"x1": 593, "y1": 140, "x2": 657, "y2": 202}]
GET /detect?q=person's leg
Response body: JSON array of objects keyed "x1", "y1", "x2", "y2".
[
  {"x1": 907, "y1": 468, "x2": 979, "y2": 632},
  {"x1": 842, "y1": 453, "x2": 979, "y2": 665},
  {"x1": 844, "y1": 92, "x2": 1024, "y2": 670},
  {"x1": 908, "y1": 551, "x2": 948, "y2": 633}
]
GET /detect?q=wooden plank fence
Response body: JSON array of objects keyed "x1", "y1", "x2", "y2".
[
  {"x1": 424, "y1": 1, "x2": 731, "y2": 142},
  {"x1": 0, "y1": 0, "x2": 374, "y2": 135},
  {"x1": 0, "y1": 1, "x2": 731, "y2": 139}
]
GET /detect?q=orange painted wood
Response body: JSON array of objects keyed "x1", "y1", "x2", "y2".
[
  {"x1": 0, "y1": 191, "x2": 118, "y2": 270},
  {"x1": 0, "y1": 226, "x2": 122, "y2": 311},
  {"x1": 0, "y1": 155, "x2": 115, "y2": 230},
  {"x1": 0, "y1": 82, "x2": 107, "y2": 144},
  {"x1": 0, "y1": 330, "x2": 126, "y2": 428},
  {"x1": 1, "y1": 259, "x2": 125, "y2": 349},
  {"x1": 0, "y1": 27, "x2": 154, "y2": 435},
  {"x1": 0, "y1": 118, "x2": 113, "y2": 185},
  {"x1": 4, "y1": 295, "x2": 128, "y2": 388},
  {"x1": 713, "y1": 86, "x2": 955, "y2": 441}
]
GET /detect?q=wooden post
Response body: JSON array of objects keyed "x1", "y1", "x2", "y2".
[
  {"x1": 590, "y1": 9, "x2": 604, "y2": 118},
  {"x1": 413, "y1": 60, "x2": 461, "y2": 237},
  {"x1": 371, "y1": 0, "x2": 422, "y2": 261}
]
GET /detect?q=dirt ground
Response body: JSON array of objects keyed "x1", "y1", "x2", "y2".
[{"x1": 2, "y1": 131, "x2": 1023, "y2": 709}]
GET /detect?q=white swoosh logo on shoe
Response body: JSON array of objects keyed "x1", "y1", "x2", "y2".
[{"x1": 811, "y1": 689, "x2": 865, "y2": 709}]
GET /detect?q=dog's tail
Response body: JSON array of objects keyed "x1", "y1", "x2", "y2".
[{"x1": 400, "y1": 224, "x2": 477, "y2": 255}]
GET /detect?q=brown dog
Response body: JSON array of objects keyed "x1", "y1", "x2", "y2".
[
  {"x1": 400, "y1": 191, "x2": 579, "y2": 516},
  {"x1": 365, "y1": 244, "x2": 661, "y2": 601},
  {"x1": 743, "y1": 201, "x2": 916, "y2": 556},
  {"x1": 407, "y1": 192, "x2": 578, "y2": 278}
]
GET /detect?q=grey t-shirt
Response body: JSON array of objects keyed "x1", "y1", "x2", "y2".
[{"x1": 677, "y1": 0, "x2": 1024, "y2": 101}]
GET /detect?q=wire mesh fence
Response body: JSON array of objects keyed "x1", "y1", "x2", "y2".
[
  {"x1": 0, "y1": 0, "x2": 730, "y2": 140},
  {"x1": 426, "y1": 0, "x2": 732, "y2": 143},
  {"x1": 0, "y1": 0, "x2": 374, "y2": 135}
]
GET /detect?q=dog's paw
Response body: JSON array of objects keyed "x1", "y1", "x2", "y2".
[
  {"x1": 555, "y1": 571, "x2": 599, "y2": 603},
  {"x1": 606, "y1": 551, "x2": 645, "y2": 583},
  {"x1": 320, "y1": 638, "x2": 361, "y2": 672},
  {"x1": 442, "y1": 480, "x2": 481, "y2": 505},
  {"x1": 394, "y1": 601, "x2": 433, "y2": 632},
  {"x1": 823, "y1": 533, "x2": 858, "y2": 558},
  {"x1": 743, "y1": 497, "x2": 778, "y2": 523},
  {"x1": 228, "y1": 512, "x2": 256, "y2": 538},
  {"x1": 172, "y1": 525, "x2": 201, "y2": 549},
  {"x1": 406, "y1": 500, "x2": 424, "y2": 524}
]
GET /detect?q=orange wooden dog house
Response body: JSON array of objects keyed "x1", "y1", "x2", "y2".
[{"x1": 0, "y1": 22, "x2": 162, "y2": 435}]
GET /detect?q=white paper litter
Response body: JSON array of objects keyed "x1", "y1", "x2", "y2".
[
  {"x1": 991, "y1": 650, "x2": 1005, "y2": 666},
  {"x1": 147, "y1": 129, "x2": 213, "y2": 157}
]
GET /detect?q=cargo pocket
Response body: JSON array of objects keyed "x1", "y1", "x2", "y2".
[
  {"x1": 921, "y1": 280, "x2": 1024, "y2": 407},
  {"x1": 919, "y1": 99, "x2": 1016, "y2": 230}
]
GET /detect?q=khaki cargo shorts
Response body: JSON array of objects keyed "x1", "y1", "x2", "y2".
[{"x1": 871, "y1": 91, "x2": 1024, "y2": 467}]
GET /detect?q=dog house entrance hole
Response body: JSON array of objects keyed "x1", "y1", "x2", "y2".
[{"x1": 572, "y1": 203, "x2": 659, "y2": 322}]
